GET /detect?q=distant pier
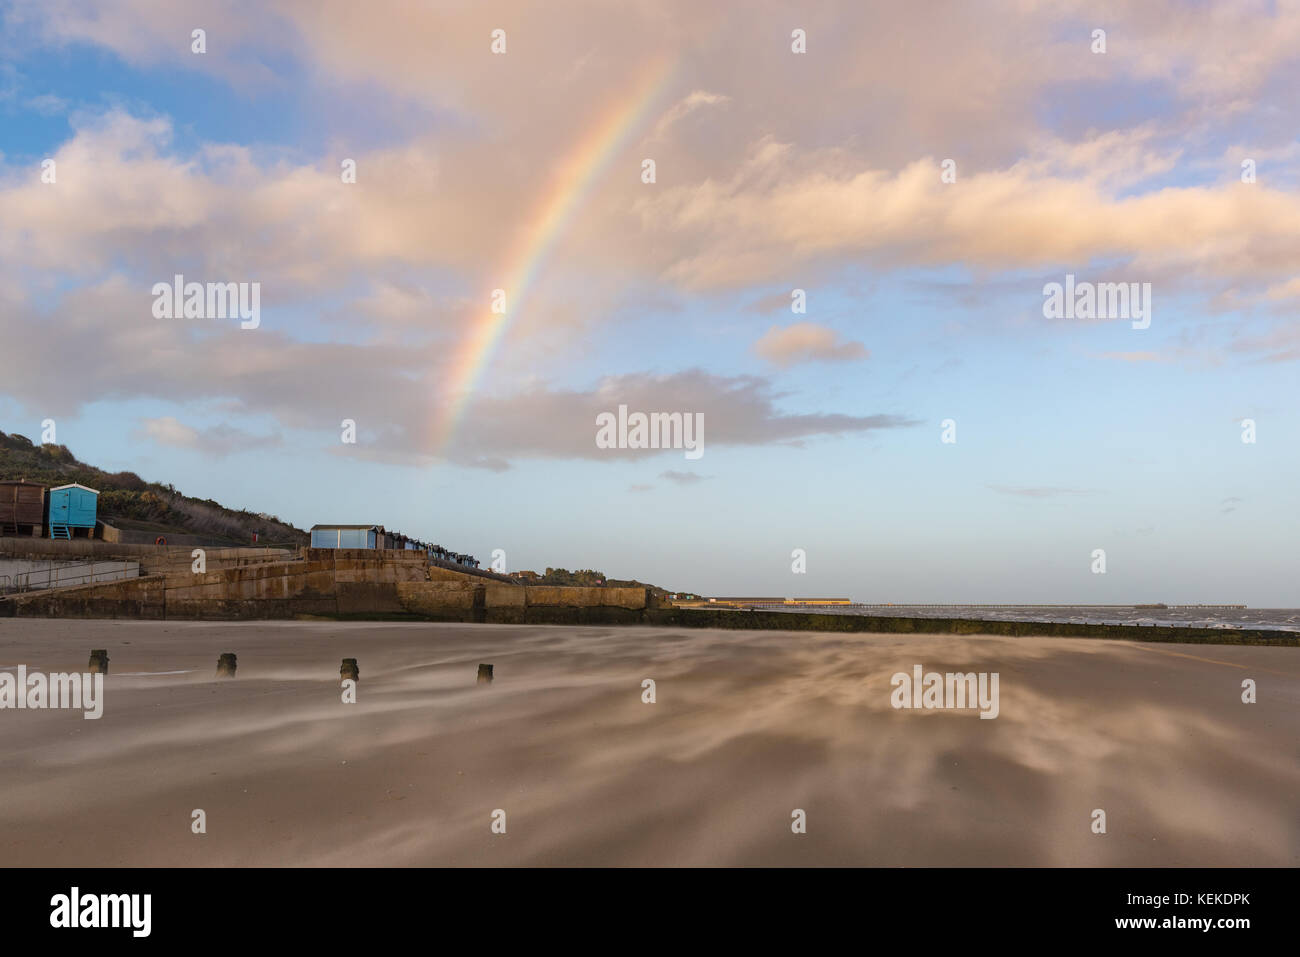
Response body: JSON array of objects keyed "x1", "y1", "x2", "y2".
[{"x1": 844, "y1": 603, "x2": 1248, "y2": 610}]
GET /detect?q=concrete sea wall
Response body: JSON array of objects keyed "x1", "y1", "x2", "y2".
[
  {"x1": 0, "y1": 549, "x2": 432, "y2": 620},
  {"x1": 394, "y1": 582, "x2": 649, "y2": 623},
  {"x1": 643, "y1": 607, "x2": 1300, "y2": 647},
  {"x1": 2, "y1": 546, "x2": 1295, "y2": 646}
]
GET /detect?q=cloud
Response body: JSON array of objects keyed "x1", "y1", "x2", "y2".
[
  {"x1": 659, "y1": 470, "x2": 708, "y2": 485},
  {"x1": 3, "y1": 6, "x2": 1300, "y2": 390},
  {"x1": 652, "y1": 90, "x2": 730, "y2": 139},
  {"x1": 753, "y1": 323, "x2": 869, "y2": 368},
  {"x1": 1093, "y1": 351, "x2": 1167, "y2": 363},
  {"x1": 27, "y1": 93, "x2": 67, "y2": 114},
  {"x1": 0, "y1": 274, "x2": 446, "y2": 430},
  {"x1": 445, "y1": 370, "x2": 919, "y2": 467},
  {"x1": 8, "y1": 0, "x2": 291, "y2": 90},
  {"x1": 4, "y1": 0, "x2": 1300, "y2": 483},
  {"x1": 0, "y1": 64, "x2": 67, "y2": 116},
  {"x1": 635, "y1": 140, "x2": 1300, "y2": 296},
  {"x1": 988, "y1": 486, "x2": 1092, "y2": 499},
  {"x1": 135, "y1": 417, "x2": 282, "y2": 456},
  {"x1": 0, "y1": 279, "x2": 917, "y2": 468},
  {"x1": 28, "y1": 0, "x2": 1299, "y2": 161},
  {"x1": 747, "y1": 290, "x2": 800, "y2": 315},
  {"x1": 1229, "y1": 325, "x2": 1300, "y2": 364},
  {"x1": 8, "y1": 3, "x2": 1300, "y2": 309},
  {"x1": 136, "y1": 416, "x2": 198, "y2": 447}
]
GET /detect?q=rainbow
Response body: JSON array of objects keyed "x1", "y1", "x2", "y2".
[{"x1": 430, "y1": 60, "x2": 675, "y2": 454}]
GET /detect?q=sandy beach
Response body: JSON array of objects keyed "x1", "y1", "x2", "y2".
[{"x1": 1, "y1": 619, "x2": 1296, "y2": 866}]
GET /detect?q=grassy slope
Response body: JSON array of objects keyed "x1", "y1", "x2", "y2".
[
  {"x1": 525, "y1": 567, "x2": 671, "y2": 599},
  {"x1": 0, "y1": 430, "x2": 308, "y2": 546}
]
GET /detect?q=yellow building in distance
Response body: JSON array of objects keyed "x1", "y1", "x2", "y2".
[{"x1": 673, "y1": 596, "x2": 852, "y2": 609}]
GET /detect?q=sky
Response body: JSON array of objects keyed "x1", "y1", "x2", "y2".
[{"x1": 0, "y1": 0, "x2": 1297, "y2": 604}]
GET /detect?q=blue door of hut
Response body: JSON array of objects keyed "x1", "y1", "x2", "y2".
[{"x1": 47, "y1": 485, "x2": 98, "y2": 533}]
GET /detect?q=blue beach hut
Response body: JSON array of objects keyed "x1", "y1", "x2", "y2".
[{"x1": 47, "y1": 483, "x2": 98, "y2": 539}]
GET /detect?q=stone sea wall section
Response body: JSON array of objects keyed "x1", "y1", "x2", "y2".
[{"x1": 0, "y1": 542, "x2": 1295, "y2": 645}]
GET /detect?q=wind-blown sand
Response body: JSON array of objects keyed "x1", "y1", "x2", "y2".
[{"x1": 1, "y1": 620, "x2": 1296, "y2": 866}]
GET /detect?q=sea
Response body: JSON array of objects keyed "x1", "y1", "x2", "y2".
[{"x1": 763, "y1": 605, "x2": 1300, "y2": 633}]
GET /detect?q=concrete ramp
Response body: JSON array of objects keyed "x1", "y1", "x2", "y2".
[{"x1": 0, "y1": 558, "x2": 139, "y2": 592}]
